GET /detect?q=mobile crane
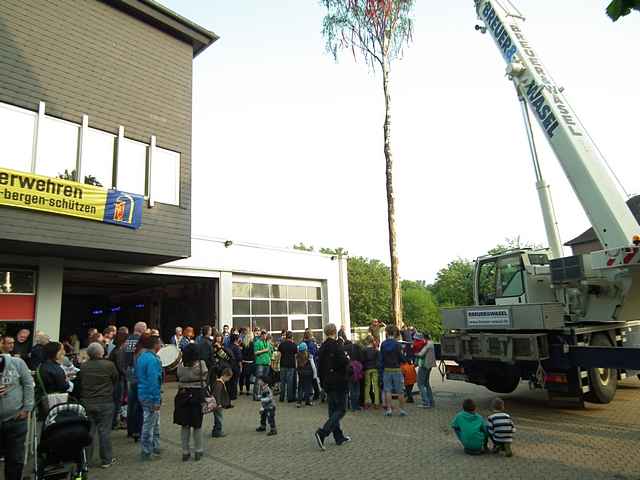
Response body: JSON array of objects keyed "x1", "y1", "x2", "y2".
[{"x1": 440, "y1": 0, "x2": 640, "y2": 404}]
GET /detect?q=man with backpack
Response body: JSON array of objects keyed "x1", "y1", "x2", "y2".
[
  {"x1": 344, "y1": 340, "x2": 364, "y2": 412},
  {"x1": 314, "y1": 323, "x2": 351, "y2": 450}
]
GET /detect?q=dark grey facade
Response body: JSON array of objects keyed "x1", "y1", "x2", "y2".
[{"x1": 0, "y1": 0, "x2": 217, "y2": 264}]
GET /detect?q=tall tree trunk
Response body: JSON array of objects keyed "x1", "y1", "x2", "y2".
[{"x1": 382, "y1": 61, "x2": 402, "y2": 328}]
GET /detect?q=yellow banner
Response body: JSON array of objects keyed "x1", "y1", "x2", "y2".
[{"x1": 0, "y1": 167, "x2": 107, "y2": 222}]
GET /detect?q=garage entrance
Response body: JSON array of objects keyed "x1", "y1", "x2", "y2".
[{"x1": 61, "y1": 269, "x2": 217, "y2": 344}]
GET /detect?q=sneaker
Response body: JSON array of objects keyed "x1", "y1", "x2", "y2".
[
  {"x1": 267, "y1": 429, "x2": 278, "y2": 436},
  {"x1": 194, "y1": 452, "x2": 203, "y2": 462},
  {"x1": 140, "y1": 453, "x2": 153, "y2": 462},
  {"x1": 305, "y1": 401, "x2": 313, "y2": 406},
  {"x1": 152, "y1": 448, "x2": 162, "y2": 456},
  {"x1": 101, "y1": 459, "x2": 116, "y2": 469},
  {"x1": 212, "y1": 432, "x2": 226, "y2": 438},
  {"x1": 383, "y1": 409, "x2": 393, "y2": 417},
  {"x1": 182, "y1": 453, "x2": 191, "y2": 462},
  {"x1": 296, "y1": 403, "x2": 302, "y2": 408},
  {"x1": 314, "y1": 430, "x2": 326, "y2": 451},
  {"x1": 256, "y1": 426, "x2": 266, "y2": 432},
  {"x1": 399, "y1": 409, "x2": 409, "y2": 417},
  {"x1": 336, "y1": 436, "x2": 351, "y2": 446}
]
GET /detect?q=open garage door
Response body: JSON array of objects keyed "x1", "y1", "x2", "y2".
[{"x1": 61, "y1": 269, "x2": 216, "y2": 345}]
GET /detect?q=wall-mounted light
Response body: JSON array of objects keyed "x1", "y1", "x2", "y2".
[{"x1": 224, "y1": 240, "x2": 233, "y2": 248}]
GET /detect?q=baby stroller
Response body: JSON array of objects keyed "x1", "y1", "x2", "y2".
[{"x1": 32, "y1": 402, "x2": 92, "y2": 480}]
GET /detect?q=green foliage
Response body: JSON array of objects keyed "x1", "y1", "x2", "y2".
[
  {"x1": 429, "y1": 259, "x2": 474, "y2": 307},
  {"x1": 347, "y1": 256, "x2": 392, "y2": 327},
  {"x1": 321, "y1": 0, "x2": 415, "y2": 70},
  {"x1": 58, "y1": 169, "x2": 103, "y2": 187},
  {"x1": 607, "y1": 0, "x2": 640, "y2": 21},
  {"x1": 293, "y1": 242, "x2": 314, "y2": 252},
  {"x1": 401, "y1": 280, "x2": 442, "y2": 338},
  {"x1": 487, "y1": 236, "x2": 543, "y2": 256},
  {"x1": 319, "y1": 247, "x2": 349, "y2": 256}
]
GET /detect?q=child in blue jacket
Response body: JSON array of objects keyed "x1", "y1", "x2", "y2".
[{"x1": 136, "y1": 335, "x2": 163, "y2": 460}]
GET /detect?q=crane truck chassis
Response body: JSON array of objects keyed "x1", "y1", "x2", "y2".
[{"x1": 439, "y1": 1, "x2": 640, "y2": 405}]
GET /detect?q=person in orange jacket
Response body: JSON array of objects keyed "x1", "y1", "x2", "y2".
[{"x1": 400, "y1": 361, "x2": 417, "y2": 403}]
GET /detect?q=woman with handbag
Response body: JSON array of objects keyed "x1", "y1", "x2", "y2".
[
  {"x1": 35, "y1": 342, "x2": 72, "y2": 417},
  {"x1": 174, "y1": 344, "x2": 209, "y2": 462}
]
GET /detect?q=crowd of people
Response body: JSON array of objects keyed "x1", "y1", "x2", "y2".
[{"x1": 0, "y1": 319, "x2": 516, "y2": 479}]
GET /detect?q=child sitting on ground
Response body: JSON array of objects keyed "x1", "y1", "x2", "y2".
[
  {"x1": 450, "y1": 398, "x2": 488, "y2": 455},
  {"x1": 487, "y1": 398, "x2": 515, "y2": 457},
  {"x1": 256, "y1": 382, "x2": 277, "y2": 435}
]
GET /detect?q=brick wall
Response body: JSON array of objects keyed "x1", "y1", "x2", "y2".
[{"x1": 0, "y1": 0, "x2": 194, "y2": 263}]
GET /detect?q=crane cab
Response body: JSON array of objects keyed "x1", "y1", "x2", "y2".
[{"x1": 474, "y1": 248, "x2": 557, "y2": 307}]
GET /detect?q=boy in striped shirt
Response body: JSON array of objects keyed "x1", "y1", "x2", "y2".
[{"x1": 487, "y1": 398, "x2": 515, "y2": 457}]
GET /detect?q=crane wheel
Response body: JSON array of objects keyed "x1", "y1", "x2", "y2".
[
  {"x1": 485, "y1": 366, "x2": 520, "y2": 394},
  {"x1": 584, "y1": 333, "x2": 618, "y2": 404}
]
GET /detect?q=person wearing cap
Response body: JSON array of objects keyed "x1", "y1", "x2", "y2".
[
  {"x1": 252, "y1": 330, "x2": 272, "y2": 401},
  {"x1": 414, "y1": 332, "x2": 436, "y2": 408},
  {"x1": 295, "y1": 342, "x2": 314, "y2": 407}
]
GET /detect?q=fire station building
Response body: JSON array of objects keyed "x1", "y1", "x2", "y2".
[{"x1": 0, "y1": 0, "x2": 350, "y2": 343}]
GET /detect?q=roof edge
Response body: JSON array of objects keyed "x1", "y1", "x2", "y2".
[{"x1": 100, "y1": 0, "x2": 218, "y2": 57}]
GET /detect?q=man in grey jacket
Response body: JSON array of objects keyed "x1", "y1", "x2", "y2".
[{"x1": 0, "y1": 353, "x2": 35, "y2": 480}]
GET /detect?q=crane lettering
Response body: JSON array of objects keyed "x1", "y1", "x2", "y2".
[
  {"x1": 481, "y1": 2, "x2": 517, "y2": 62},
  {"x1": 525, "y1": 81, "x2": 560, "y2": 138}
]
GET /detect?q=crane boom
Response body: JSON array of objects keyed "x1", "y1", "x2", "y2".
[{"x1": 475, "y1": 0, "x2": 638, "y2": 251}]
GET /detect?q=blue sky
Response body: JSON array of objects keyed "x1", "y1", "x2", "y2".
[{"x1": 161, "y1": 0, "x2": 640, "y2": 282}]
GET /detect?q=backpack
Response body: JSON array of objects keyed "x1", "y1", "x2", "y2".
[{"x1": 347, "y1": 360, "x2": 364, "y2": 382}]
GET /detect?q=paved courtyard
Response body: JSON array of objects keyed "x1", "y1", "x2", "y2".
[{"x1": 91, "y1": 372, "x2": 640, "y2": 480}]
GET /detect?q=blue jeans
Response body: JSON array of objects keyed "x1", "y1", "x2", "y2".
[
  {"x1": 383, "y1": 371, "x2": 404, "y2": 394},
  {"x1": 140, "y1": 400, "x2": 160, "y2": 456},
  {"x1": 418, "y1": 367, "x2": 434, "y2": 406},
  {"x1": 213, "y1": 409, "x2": 224, "y2": 435},
  {"x1": 298, "y1": 373, "x2": 313, "y2": 403},
  {"x1": 280, "y1": 367, "x2": 296, "y2": 402},
  {"x1": 318, "y1": 390, "x2": 347, "y2": 442},
  {"x1": 348, "y1": 381, "x2": 360, "y2": 411}
]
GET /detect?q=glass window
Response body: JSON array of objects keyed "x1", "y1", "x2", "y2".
[
  {"x1": 0, "y1": 105, "x2": 35, "y2": 173},
  {"x1": 0, "y1": 271, "x2": 35, "y2": 294},
  {"x1": 271, "y1": 316, "x2": 288, "y2": 332},
  {"x1": 251, "y1": 284, "x2": 270, "y2": 299},
  {"x1": 232, "y1": 299, "x2": 250, "y2": 315},
  {"x1": 308, "y1": 316, "x2": 323, "y2": 330},
  {"x1": 37, "y1": 117, "x2": 79, "y2": 179},
  {"x1": 251, "y1": 300, "x2": 269, "y2": 315},
  {"x1": 271, "y1": 300, "x2": 288, "y2": 315},
  {"x1": 288, "y1": 286, "x2": 307, "y2": 300},
  {"x1": 478, "y1": 260, "x2": 498, "y2": 305},
  {"x1": 289, "y1": 301, "x2": 307, "y2": 315},
  {"x1": 308, "y1": 302, "x2": 322, "y2": 315},
  {"x1": 254, "y1": 317, "x2": 270, "y2": 331},
  {"x1": 498, "y1": 256, "x2": 525, "y2": 297},
  {"x1": 117, "y1": 138, "x2": 147, "y2": 195},
  {"x1": 82, "y1": 127, "x2": 114, "y2": 188},
  {"x1": 271, "y1": 285, "x2": 287, "y2": 299},
  {"x1": 232, "y1": 317, "x2": 251, "y2": 329},
  {"x1": 232, "y1": 283, "x2": 250, "y2": 298},
  {"x1": 291, "y1": 319, "x2": 306, "y2": 331},
  {"x1": 307, "y1": 287, "x2": 321, "y2": 300},
  {"x1": 151, "y1": 147, "x2": 180, "y2": 205}
]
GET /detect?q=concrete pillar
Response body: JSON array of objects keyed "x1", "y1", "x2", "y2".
[
  {"x1": 35, "y1": 258, "x2": 64, "y2": 341},
  {"x1": 218, "y1": 271, "x2": 232, "y2": 332},
  {"x1": 338, "y1": 256, "x2": 351, "y2": 333}
]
